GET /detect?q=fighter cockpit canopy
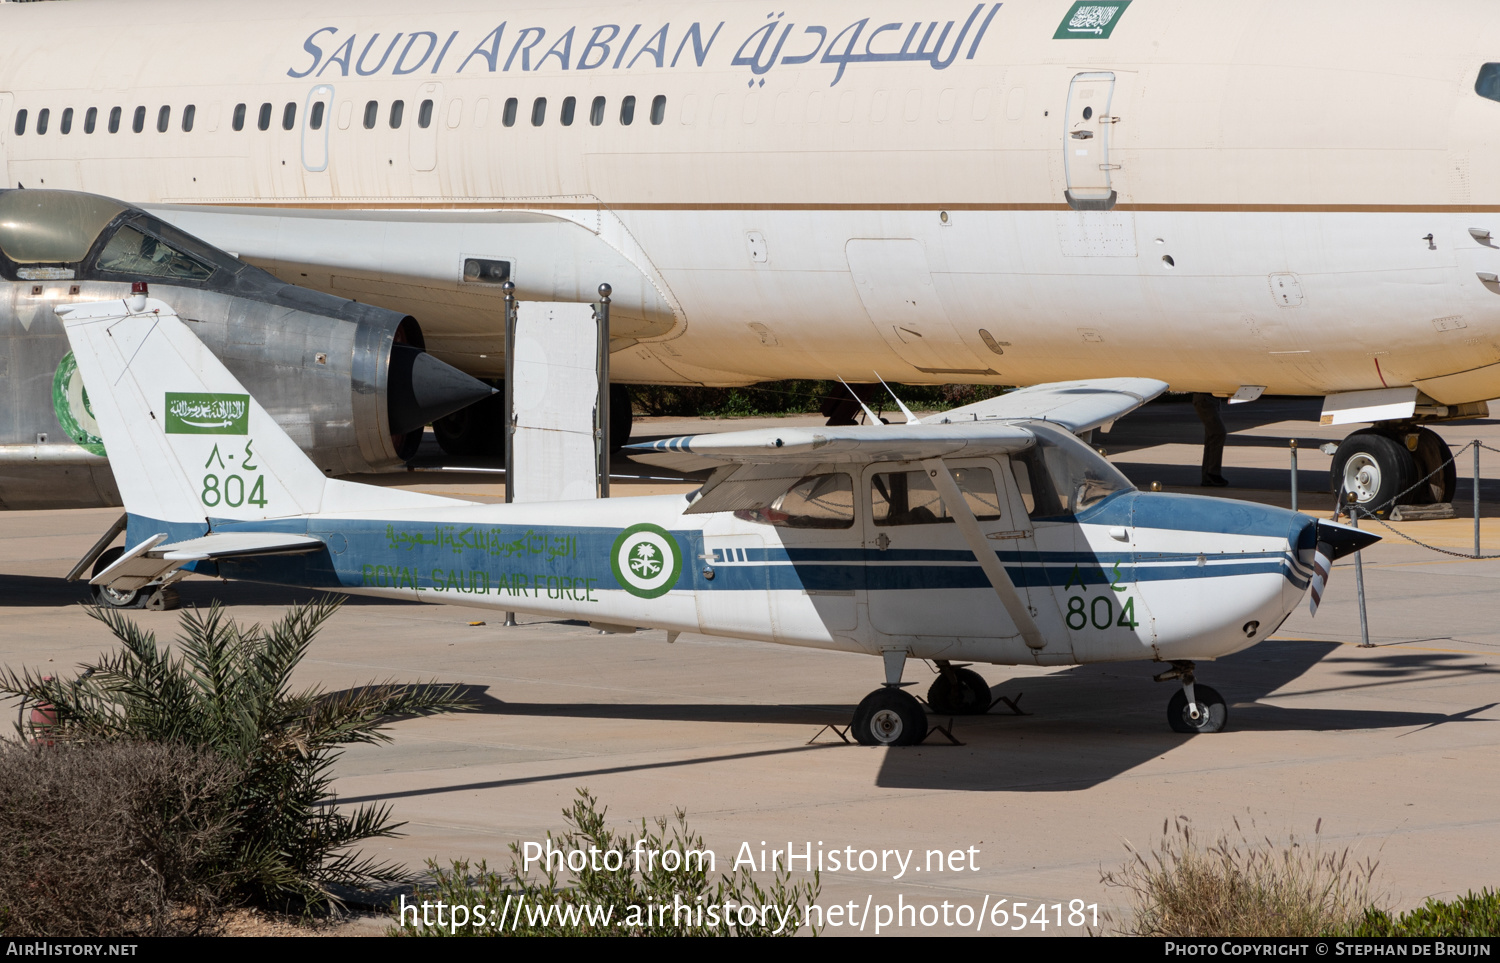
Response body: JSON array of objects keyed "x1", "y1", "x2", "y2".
[{"x1": 0, "y1": 189, "x2": 240, "y2": 283}]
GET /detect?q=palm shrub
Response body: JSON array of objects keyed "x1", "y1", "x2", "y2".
[{"x1": 0, "y1": 597, "x2": 473, "y2": 909}]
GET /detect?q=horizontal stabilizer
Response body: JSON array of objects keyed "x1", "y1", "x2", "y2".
[
  {"x1": 156, "y1": 532, "x2": 325, "y2": 562},
  {"x1": 929, "y1": 378, "x2": 1169, "y2": 433},
  {"x1": 90, "y1": 530, "x2": 325, "y2": 592}
]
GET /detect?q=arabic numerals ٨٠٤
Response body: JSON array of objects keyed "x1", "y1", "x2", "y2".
[{"x1": 200, "y1": 440, "x2": 267, "y2": 509}]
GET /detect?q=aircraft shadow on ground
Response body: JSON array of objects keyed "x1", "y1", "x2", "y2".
[
  {"x1": 326, "y1": 639, "x2": 1495, "y2": 805},
  {"x1": 873, "y1": 639, "x2": 1496, "y2": 791},
  {"x1": 0, "y1": 573, "x2": 415, "y2": 609}
]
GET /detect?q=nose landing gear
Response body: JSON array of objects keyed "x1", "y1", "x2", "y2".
[{"x1": 1155, "y1": 660, "x2": 1228, "y2": 733}]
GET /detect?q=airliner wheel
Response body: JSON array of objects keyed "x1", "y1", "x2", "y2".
[
  {"x1": 1410, "y1": 427, "x2": 1457, "y2": 505},
  {"x1": 851, "y1": 688, "x2": 929, "y2": 746},
  {"x1": 1329, "y1": 431, "x2": 1416, "y2": 517},
  {"x1": 927, "y1": 668, "x2": 992, "y2": 715},
  {"x1": 1167, "y1": 684, "x2": 1228, "y2": 734},
  {"x1": 88, "y1": 546, "x2": 145, "y2": 609}
]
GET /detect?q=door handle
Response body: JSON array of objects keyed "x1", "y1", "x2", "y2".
[{"x1": 1070, "y1": 130, "x2": 1094, "y2": 139}]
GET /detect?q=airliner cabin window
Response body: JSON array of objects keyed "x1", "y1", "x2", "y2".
[
  {"x1": 388, "y1": 100, "x2": 404, "y2": 129},
  {"x1": 560, "y1": 96, "x2": 576, "y2": 126},
  {"x1": 363, "y1": 100, "x2": 378, "y2": 129},
  {"x1": 108, "y1": 107, "x2": 121, "y2": 133},
  {"x1": 96, "y1": 226, "x2": 213, "y2": 282},
  {"x1": 60, "y1": 108, "x2": 72, "y2": 135},
  {"x1": 309, "y1": 102, "x2": 324, "y2": 131},
  {"x1": 651, "y1": 95, "x2": 666, "y2": 125},
  {"x1": 502, "y1": 97, "x2": 517, "y2": 127},
  {"x1": 870, "y1": 468, "x2": 1001, "y2": 526},
  {"x1": 12, "y1": 110, "x2": 25, "y2": 136},
  {"x1": 156, "y1": 106, "x2": 170, "y2": 133},
  {"x1": 232, "y1": 103, "x2": 246, "y2": 131},
  {"x1": 181, "y1": 105, "x2": 195, "y2": 132},
  {"x1": 257, "y1": 103, "x2": 272, "y2": 131},
  {"x1": 84, "y1": 107, "x2": 97, "y2": 134},
  {"x1": 132, "y1": 106, "x2": 145, "y2": 133},
  {"x1": 531, "y1": 97, "x2": 546, "y2": 126},
  {"x1": 590, "y1": 96, "x2": 605, "y2": 126},
  {"x1": 35, "y1": 109, "x2": 48, "y2": 135},
  {"x1": 619, "y1": 95, "x2": 636, "y2": 125},
  {"x1": 417, "y1": 99, "x2": 433, "y2": 128},
  {"x1": 281, "y1": 102, "x2": 295, "y2": 130},
  {"x1": 735, "y1": 473, "x2": 856, "y2": 529},
  {"x1": 1477, "y1": 63, "x2": 1500, "y2": 102}
]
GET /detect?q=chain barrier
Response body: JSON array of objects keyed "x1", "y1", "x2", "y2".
[{"x1": 1336, "y1": 439, "x2": 1500, "y2": 559}]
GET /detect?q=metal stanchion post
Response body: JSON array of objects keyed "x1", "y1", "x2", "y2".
[
  {"x1": 503, "y1": 280, "x2": 517, "y2": 628},
  {"x1": 597, "y1": 283, "x2": 611, "y2": 499},
  {"x1": 1289, "y1": 438, "x2": 1299, "y2": 513},
  {"x1": 1475, "y1": 440, "x2": 1482, "y2": 558},
  {"x1": 1348, "y1": 492, "x2": 1372, "y2": 648}
]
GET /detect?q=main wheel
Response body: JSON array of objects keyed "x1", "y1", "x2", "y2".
[
  {"x1": 1330, "y1": 431, "x2": 1416, "y2": 517},
  {"x1": 851, "y1": 688, "x2": 929, "y2": 746},
  {"x1": 89, "y1": 546, "x2": 146, "y2": 609},
  {"x1": 1409, "y1": 427, "x2": 1457, "y2": 505},
  {"x1": 926, "y1": 668, "x2": 992, "y2": 715},
  {"x1": 1166, "y1": 684, "x2": 1228, "y2": 734}
]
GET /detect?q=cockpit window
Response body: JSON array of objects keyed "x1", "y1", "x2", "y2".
[
  {"x1": 0, "y1": 190, "x2": 129, "y2": 264},
  {"x1": 1012, "y1": 422, "x2": 1134, "y2": 517},
  {"x1": 95, "y1": 225, "x2": 213, "y2": 281},
  {"x1": 871, "y1": 467, "x2": 1000, "y2": 526},
  {"x1": 1478, "y1": 63, "x2": 1500, "y2": 102},
  {"x1": 735, "y1": 472, "x2": 855, "y2": 529}
]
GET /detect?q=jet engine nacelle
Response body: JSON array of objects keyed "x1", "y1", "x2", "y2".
[{"x1": 0, "y1": 190, "x2": 491, "y2": 509}]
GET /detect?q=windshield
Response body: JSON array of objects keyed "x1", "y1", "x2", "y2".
[
  {"x1": 94, "y1": 224, "x2": 214, "y2": 281},
  {"x1": 1012, "y1": 422, "x2": 1134, "y2": 517}
]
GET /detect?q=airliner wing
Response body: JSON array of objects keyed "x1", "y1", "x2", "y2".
[{"x1": 926, "y1": 377, "x2": 1169, "y2": 432}]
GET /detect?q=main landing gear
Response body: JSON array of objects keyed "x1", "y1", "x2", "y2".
[
  {"x1": 926, "y1": 660, "x2": 992, "y2": 715},
  {"x1": 850, "y1": 649, "x2": 930, "y2": 746},
  {"x1": 1154, "y1": 660, "x2": 1228, "y2": 734},
  {"x1": 1331, "y1": 426, "x2": 1456, "y2": 517}
]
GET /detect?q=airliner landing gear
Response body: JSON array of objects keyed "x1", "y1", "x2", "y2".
[
  {"x1": 1330, "y1": 427, "x2": 1456, "y2": 515},
  {"x1": 851, "y1": 649, "x2": 930, "y2": 746},
  {"x1": 1155, "y1": 660, "x2": 1228, "y2": 734},
  {"x1": 927, "y1": 661, "x2": 992, "y2": 715}
]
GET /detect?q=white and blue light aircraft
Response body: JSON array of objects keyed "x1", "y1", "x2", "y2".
[{"x1": 61, "y1": 294, "x2": 1377, "y2": 744}]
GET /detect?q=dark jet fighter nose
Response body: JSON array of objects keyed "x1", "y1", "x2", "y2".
[
  {"x1": 387, "y1": 344, "x2": 495, "y2": 436},
  {"x1": 1314, "y1": 518, "x2": 1381, "y2": 560}
]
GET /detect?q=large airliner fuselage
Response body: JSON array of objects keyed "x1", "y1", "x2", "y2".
[{"x1": 1, "y1": 0, "x2": 1497, "y2": 406}]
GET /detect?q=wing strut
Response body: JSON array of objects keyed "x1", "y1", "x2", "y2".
[{"x1": 922, "y1": 458, "x2": 1047, "y2": 650}]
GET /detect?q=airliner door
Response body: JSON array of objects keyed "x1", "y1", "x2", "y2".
[
  {"x1": 0, "y1": 93, "x2": 14, "y2": 187},
  {"x1": 1064, "y1": 72, "x2": 1117, "y2": 210},
  {"x1": 301, "y1": 85, "x2": 334, "y2": 172},
  {"x1": 411, "y1": 83, "x2": 441, "y2": 172}
]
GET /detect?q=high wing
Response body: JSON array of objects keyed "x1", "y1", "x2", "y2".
[
  {"x1": 929, "y1": 377, "x2": 1169, "y2": 432},
  {"x1": 627, "y1": 377, "x2": 1167, "y2": 517}
]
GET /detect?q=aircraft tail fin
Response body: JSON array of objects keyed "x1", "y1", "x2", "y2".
[{"x1": 60, "y1": 296, "x2": 461, "y2": 528}]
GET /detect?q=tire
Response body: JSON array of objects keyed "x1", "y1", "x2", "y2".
[
  {"x1": 851, "y1": 688, "x2": 929, "y2": 746},
  {"x1": 1410, "y1": 427, "x2": 1457, "y2": 505},
  {"x1": 926, "y1": 668, "x2": 992, "y2": 715},
  {"x1": 89, "y1": 546, "x2": 146, "y2": 609},
  {"x1": 1167, "y1": 684, "x2": 1228, "y2": 734},
  {"x1": 609, "y1": 384, "x2": 633, "y2": 452},
  {"x1": 1329, "y1": 431, "x2": 1416, "y2": 517}
]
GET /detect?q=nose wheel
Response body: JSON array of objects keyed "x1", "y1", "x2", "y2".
[{"x1": 1155, "y1": 660, "x2": 1229, "y2": 734}]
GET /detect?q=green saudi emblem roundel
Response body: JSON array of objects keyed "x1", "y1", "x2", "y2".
[
  {"x1": 1053, "y1": 0, "x2": 1131, "y2": 39},
  {"x1": 51, "y1": 352, "x2": 105, "y2": 456},
  {"x1": 610, "y1": 523, "x2": 682, "y2": 599}
]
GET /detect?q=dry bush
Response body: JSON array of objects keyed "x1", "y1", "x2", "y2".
[
  {"x1": 0, "y1": 740, "x2": 238, "y2": 936},
  {"x1": 1101, "y1": 816, "x2": 1381, "y2": 937}
]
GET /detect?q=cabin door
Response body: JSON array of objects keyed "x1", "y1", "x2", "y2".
[
  {"x1": 1063, "y1": 72, "x2": 1117, "y2": 209},
  {"x1": 301, "y1": 85, "x2": 334, "y2": 173}
]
